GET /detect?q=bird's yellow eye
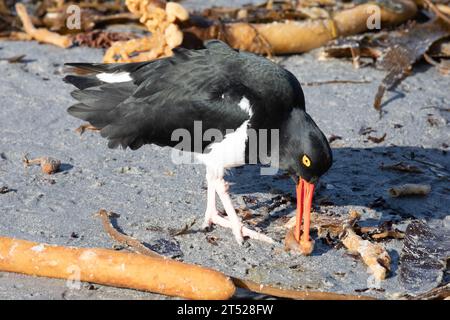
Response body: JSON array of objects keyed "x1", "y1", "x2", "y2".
[{"x1": 302, "y1": 155, "x2": 311, "y2": 167}]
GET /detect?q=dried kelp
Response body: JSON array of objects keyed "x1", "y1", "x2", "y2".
[
  {"x1": 15, "y1": 3, "x2": 72, "y2": 48},
  {"x1": 374, "y1": 19, "x2": 450, "y2": 112},
  {"x1": 399, "y1": 220, "x2": 450, "y2": 295},
  {"x1": 197, "y1": 1, "x2": 316, "y2": 24},
  {"x1": 72, "y1": 30, "x2": 136, "y2": 48},
  {"x1": 380, "y1": 161, "x2": 423, "y2": 173},
  {"x1": 424, "y1": 52, "x2": 450, "y2": 75},
  {"x1": 428, "y1": 38, "x2": 450, "y2": 58},
  {"x1": 323, "y1": 19, "x2": 450, "y2": 114},
  {"x1": 103, "y1": 0, "x2": 189, "y2": 62},
  {"x1": 0, "y1": 0, "x2": 19, "y2": 33}
]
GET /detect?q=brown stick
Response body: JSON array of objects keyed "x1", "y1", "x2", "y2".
[
  {"x1": 96, "y1": 209, "x2": 163, "y2": 259},
  {"x1": 232, "y1": 277, "x2": 376, "y2": 300},
  {"x1": 15, "y1": 3, "x2": 72, "y2": 48}
]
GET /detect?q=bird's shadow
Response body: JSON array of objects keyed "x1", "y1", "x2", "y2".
[{"x1": 226, "y1": 145, "x2": 449, "y2": 240}]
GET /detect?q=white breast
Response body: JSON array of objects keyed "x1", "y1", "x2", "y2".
[{"x1": 197, "y1": 120, "x2": 249, "y2": 176}]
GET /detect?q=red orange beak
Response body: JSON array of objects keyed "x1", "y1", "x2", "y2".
[{"x1": 294, "y1": 178, "x2": 315, "y2": 253}]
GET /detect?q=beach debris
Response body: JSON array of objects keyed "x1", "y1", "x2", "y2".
[
  {"x1": 341, "y1": 227, "x2": 391, "y2": 280},
  {"x1": 206, "y1": 235, "x2": 219, "y2": 246},
  {"x1": 4, "y1": 0, "x2": 423, "y2": 64},
  {"x1": 146, "y1": 238, "x2": 183, "y2": 258},
  {"x1": 301, "y1": 79, "x2": 370, "y2": 86},
  {"x1": 322, "y1": 15, "x2": 450, "y2": 114},
  {"x1": 423, "y1": 52, "x2": 450, "y2": 75},
  {"x1": 15, "y1": 3, "x2": 72, "y2": 48},
  {"x1": 285, "y1": 210, "x2": 392, "y2": 280},
  {"x1": 0, "y1": 54, "x2": 26, "y2": 63},
  {"x1": 359, "y1": 222, "x2": 405, "y2": 241},
  {"x1": 236, "y1": 207, "x2": 254, "y2": 221},
  {"x1": 231, "y1": 277, "x2": 376, "y2": 300},
  {"x1": 424, "y1": 0, "x2": 450, "y2": 25},
  {"x1": 169, "y1": 218, "x2": 197, "y2": 236},
  {"x1": 97, "y1": 209, "x2": 182, "y2": 258},
  {"x1": 359, "y1": 126, "x2": 377, "y2": 136},
  {"x1": 367, "y1": 133, "x2": 387, "y2": 143},
  {"x1": 407, "y1": 283, "x2": 450, "y2": 300},
  {"x1": 373, "y1": 19, "x2": 450, "y2": 113},
  {"x1": 328, "y1": 134, "x2": 342, "y2": 143},
  {"x1": 103, "y1": 0, "x2": 189, "y2": 62},
  {"x1": 428, "y1": 38, "x2": 450, "y2": 58},
  {"x1": 96, "y1": 208, "x2": 376, "y2": 299},
  {"x1": 22, "y1": 155, "x2": 61, "y2": 175},
  {"x1": 380, "y1": 162, "x2": 423, "y2": 174},
  {"x1": 0, "y1": 186, "x2": 12, "y2": 194},
  {"x1": 399, "y1": 220, "x2": 450, "y2": 295},
  {"x1": 265, "y1": 193, "x2": 295, "y2": 213},
  {"x1": 0, "y1": 235, "x2": 235, "y2": 300},
  {"x1": 72, "y1": 30, "x2": 136, "y2": 48},
  {"x1": 388, "y1": 184, "x2": 431, "y2": 197},
  {"x1": 75, "y1": 123, "x2": 100, "y2": 135},
  {"x1": 186, "y1": 0, "x2": 417, "y2": 56},
  {"x1": 96, "y1": 209, "x2": 163, "y2": 258}
]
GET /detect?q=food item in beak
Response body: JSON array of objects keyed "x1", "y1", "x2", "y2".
[{"x1": 285, "y1": 178, "x2": 315, "y2": 255}]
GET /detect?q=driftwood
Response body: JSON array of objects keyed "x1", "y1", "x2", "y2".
[
  {"x1": 0, "y1": 236, "x2": 235, "y2": 300},
  {"x1": 100, "y1": 0, "x2": 418, "y2": 61},
  {"x1": 186, "y1": 0, "x2": 417, "y2": 55}
]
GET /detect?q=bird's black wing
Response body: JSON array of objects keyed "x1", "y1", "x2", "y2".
[{"x1": 66, "y1": 41, "x2": 253, "y2": 151}]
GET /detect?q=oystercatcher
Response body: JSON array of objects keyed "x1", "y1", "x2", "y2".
[{"x1": 64, "y1": 40, "x2": 332, "y2": 250}]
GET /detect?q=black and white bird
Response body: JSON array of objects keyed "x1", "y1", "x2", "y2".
[{"x1": 64, "y1": 40, "x2": 332, "y2": 249}]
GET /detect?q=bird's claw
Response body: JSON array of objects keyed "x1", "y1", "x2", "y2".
[{"x1": 207, "y1": 213, "x2": 274, "y2": 245}]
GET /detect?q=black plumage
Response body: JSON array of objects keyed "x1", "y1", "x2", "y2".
[
  {"x1": 65, "y1": 41, "x2": 303, "y2": 152},
  {"x1": 64, "y1": 40, "x2": 332, "y2": 246}
]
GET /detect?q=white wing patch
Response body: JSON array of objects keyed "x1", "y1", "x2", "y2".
[
  {"x1": 197, "y1": 120, "x2": 249, "y2": 177},
  {"x1": 238, "y1": 96, "x2": 253, "y2": 117},
  {"x1": 97, "y1": 72, "x2": 132, "y2": 83}
]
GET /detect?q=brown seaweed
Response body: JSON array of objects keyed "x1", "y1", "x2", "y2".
[
  {"x1": 323, "y1": 19, "x2": 450, "y2": 115},
  {"x1": 374, "y1": 20, "x2": 450, "y2": 113},
  {"x1": 72, "y1": 30, "x2": 136, "y2": 48},
  {"x1": 399, "y1": 220, "x2": 450, "y2": 295}
]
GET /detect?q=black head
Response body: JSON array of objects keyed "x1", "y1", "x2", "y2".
[{"x1": 279, "y1": 108, "x2": 332, "y2": 183}]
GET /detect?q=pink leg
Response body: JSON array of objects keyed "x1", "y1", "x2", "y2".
[{"x1": 213, "y1": 177, "x2": 274, "y2": 244}]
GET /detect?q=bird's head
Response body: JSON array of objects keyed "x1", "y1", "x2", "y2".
[
  {"x1": 279, "y1": 108, "x2": 332, "y2": 182},
  {"x1": 279, "y1": 108, "x2": 332, "y2": 252}
]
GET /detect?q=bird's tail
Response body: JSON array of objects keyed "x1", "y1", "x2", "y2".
[{"x1": 64, "y1": 63, "x2": 138, "y2": 130}]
